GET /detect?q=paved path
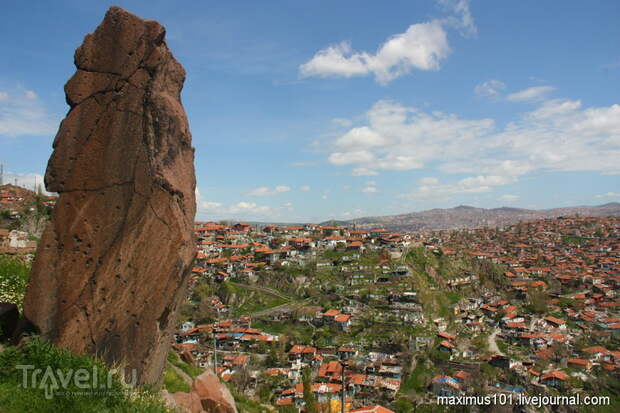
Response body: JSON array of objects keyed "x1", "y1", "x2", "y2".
[{"x1": 488, "y1": 329, "x2": 504, "y2": 355}]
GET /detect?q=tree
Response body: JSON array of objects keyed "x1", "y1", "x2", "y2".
[
  {"x1": 302, "y1": 367, "x2": 317, "y2": 413},
  {"x1": 526, "y1": 288, "x2": 548, "y2": 314},
  {"x1": 393, "y1": 397, "x2": 414, "y2": 413}
]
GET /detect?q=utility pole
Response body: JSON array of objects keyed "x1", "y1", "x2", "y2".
[
  {"x1": 340, "y1": 361, "x2": 346, "y2": 413},
  {"x1": 213, "y1": 314, "x2": 218, "y2": 373},
  {"x1": 213, "y1": 331, "x2": 218, "y2": 373},
  {"x1": 0, "y1": 163, "x2": 3, "y2": 185}
]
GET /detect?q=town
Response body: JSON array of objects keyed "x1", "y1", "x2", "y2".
[
  {"x1": 1, "y1": 183, "x2": 619, "y2": 412},
  {"x1": 162, "y1": 215, "x2": 619, "y2": 412}
]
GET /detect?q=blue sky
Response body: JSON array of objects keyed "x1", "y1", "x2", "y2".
[{"x1": 1, "y1": 0, "x2": 619, "y2": 222}]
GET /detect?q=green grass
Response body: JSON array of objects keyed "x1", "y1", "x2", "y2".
[
  {"x1": 0, "y1": 337, "x2": 169, "y2": 413},
  {"x1": 167, "y1": 352, "x2": 203, "y2": 379},
  {"x1": 0, "y1": 255, "x2": 30, "y2": 310},
  {"x1": 230, "y1": 388, "x2": 269, "y2": 413},
  {"x1": 252, "y1": 319, "x2": 314, "y2": 344},
  {"x1": 220, "y1": 282, "x2": 288, "y2": 317},
  {"x1": 163, "y1": 367, "x2": 189, "y2": 393},
  {"x1": 400, "y1": 359, "x2": 434, "y2": 395}
]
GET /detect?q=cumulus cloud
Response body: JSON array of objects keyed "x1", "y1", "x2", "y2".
[
  {"x1": 506, "y1": 85, "x2": 555, "y2": 102},
  {"x1": 336, "y1": 127, "x2": 387, "y2": 148},
  {"x1": 362, "y1": 186, "x2": 378, "y2": 193},
  {"x1": 327, "y1": 99, "x2": 494, "y2": 172},
  {"x1": 475, "y1": 79, "x2": 506, "y2": 98},
  {"x1": 300, "y1": 20, "x2": 451, "y2": 84},
  {"x1": 299, "y1": 1, "x2": 477, "y2": 84},
  {"x1": 246, "y1": 185, "x2": 291, "y2": 197},
  {"x1": 305, "y1": 21, "x2": 450, "y2": 84},
  {"x1": 0, "y1": 89, "x2": 59, "y2": 137},
  {"x1": 326, "y1": 96, "x2": 620, "y2": 181},
  {"x1": 328, "y1": 150, "x2": 376, "y2": 166},
  {"x1": 596, "y1": 192, "x2": 620, "y2": 198}
]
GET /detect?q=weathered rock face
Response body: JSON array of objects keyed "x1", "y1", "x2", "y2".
[
  {"x1": 170, "y1": 370, "x2": 238, "y2": 413},
  {"x1": 23, "y1": 6, "x2": 196, "y2": 385}
]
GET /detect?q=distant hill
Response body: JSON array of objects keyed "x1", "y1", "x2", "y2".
[
  {"x1": 0, "y1": 184, "x2": 38, "y2": 206},
  {"x1": 323, "y1": 203, "x2": 620, "y2": 231}
]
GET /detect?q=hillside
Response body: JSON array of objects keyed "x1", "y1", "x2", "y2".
[{"x1": 332, "y1": 202, "x2": 620, "y2": 231}]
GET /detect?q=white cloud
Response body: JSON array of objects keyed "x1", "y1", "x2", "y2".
[
  {"x1": 327, "y1": 96, "x2": 620, "y2": 180},
  {"x1": 596, "y1": 192, "x2": 620, "y2": 198},
  {"x1": 0, "y1": 89, "x2": 59, "y2": 137},
  {"x1": 300, "y1": 20, "x2": 451, "y2": 84},
  {"x1": 197, "y1": 199, "x2": 275, "y2": 220},
  {"x1": 402, "y1": 175, "x2": 515, "y2": 200},
  {"x1": 327, "y1": 100, "x2": 494, "y2": 172},
  {"x1": 299, "y1": 185, "x2": 311, "y2": 191},
  {"x1": 246, "y1": 185, "x2": 291, "y2": 197},
  {"x1": 497, "y1": 194, "x2": 520, "y2": 202},
  {"x1": 474, "y1": 79, "x2": 505, "y2": 97},
  {"x1": 336, "y1": 126, "x2": 387, "y2": 148},
  {"x1": 506, "y1": 86, "x2": 555, "y2": 102},
  {"x1": 436, "y1": 0, "x2": 477, "y2": 37},
  {"x1": 365, "y1": 180, "x2": 377, "y2": 186},
  {"x1": 362, "y1": 186, "x2": 378, "y2": 193},
  {"x1": 351, "y1": 167, "x2": 379, "y2": 176},
  {"x1": 300, "y1": 1, "x2": 477, "y2": 84},
  {"x1": 328, "y1": 150, "x2": 375, "y2": 166}
]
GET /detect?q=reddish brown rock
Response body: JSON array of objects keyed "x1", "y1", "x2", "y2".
[
  {"x1": 192, "y1": 370, "x2": 238, "y2": 413},
  {"x1": 23, "y1": 6, "x2": 196, "y2": 385},
  {"x1": 168, "y1": 370, "x2": 237, "y2": 413},
  {"x1": 172, "y1": 391, "x2": 204, "y2": 413}
]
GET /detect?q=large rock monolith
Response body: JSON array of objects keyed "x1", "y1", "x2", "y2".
[{"x1": 23, "y1": 6, "x2": 196, "y2": 385}]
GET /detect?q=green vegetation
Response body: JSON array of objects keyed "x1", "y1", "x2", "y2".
[
  {"x1": 229, "y1": 387, "x2": 270, "y2": 413},
  {"x1": 302, "y1": 367, "x2": 318, "y2": 413},
  {"x1": 0, "y1": 337, "x2": 169, "y2": 413},
  {"x1": 167, "y1": 352, "x2": 203, "y2": 379},
  {"x1": 163, "y1": 367, "x2": 189, "y2": 393},
  {"x1": 400, "y1": 357, "x2": 435, "y2": 394},
  {"x1": 223, "y1": 282, "x2": 288, "y2": 316},
  {"x1": 0, "y1": 255, "x2": 30, "y2": 309}
]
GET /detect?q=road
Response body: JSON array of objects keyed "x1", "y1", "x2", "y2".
[
  {"x1": 488, "y1": 329, "x2": 504, "y2": 355},
  {"x1": 227, "y1": 281, "x2": 292, "y2": 301}
]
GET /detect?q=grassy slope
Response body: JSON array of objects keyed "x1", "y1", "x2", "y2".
[{"x1": 0, "y1": 338, "x2": 170, "y2": 413}]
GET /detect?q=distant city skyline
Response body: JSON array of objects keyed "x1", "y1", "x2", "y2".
[{"x1": 1, "y1": 0, "x2": 619, "y2": 222}]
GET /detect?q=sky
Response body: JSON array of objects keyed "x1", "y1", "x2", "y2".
[{"x1": 1, "y1": 0, "x2": 619, "y2": 222}]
